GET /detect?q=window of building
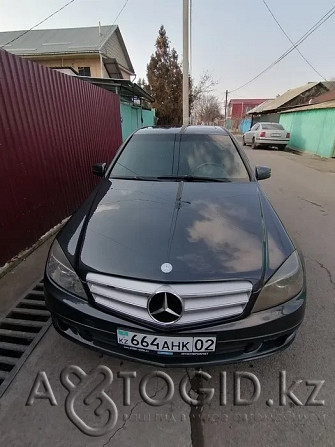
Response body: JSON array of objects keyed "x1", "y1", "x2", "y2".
[{"x1": 78, "y1": 66, "x2": 91, "y2": 76}]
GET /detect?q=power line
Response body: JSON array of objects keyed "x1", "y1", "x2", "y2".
[
  {"x1": 230, "y1": 5, "x2": 335, "y2": 93},
  {"x1": 229, "y1": 4, "x2": 335, "y2": 93},
  {"x1": 0, "y1": 0, "x2": 76, "y2": 49},
  {"x1": 262, "y1": 0, "x2": 326, "y2": 80},
  {"x1": 112, "y1": 0, "x2": 129, "y2": 25}
]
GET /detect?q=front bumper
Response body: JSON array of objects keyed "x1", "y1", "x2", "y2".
[{"x1": 44, "y1": 276, "x2": 306, "y2": 367}]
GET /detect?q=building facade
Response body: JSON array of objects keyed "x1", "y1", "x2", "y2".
[{"x1": 227, "y1": 98, "x2": 269, "y2": 130}]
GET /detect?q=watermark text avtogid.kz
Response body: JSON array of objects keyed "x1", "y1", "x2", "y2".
[{"x1": 25, "y1": 366, "x2": 326, "y2": 437}]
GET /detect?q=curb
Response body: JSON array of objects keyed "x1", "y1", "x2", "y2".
[{"x1": 0, "y1": 218, "x2": 68, "y2": 280}]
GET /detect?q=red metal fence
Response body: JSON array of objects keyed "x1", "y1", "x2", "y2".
[{"x1": 0, "y1": 50, "x2": 122, "y2": 267}]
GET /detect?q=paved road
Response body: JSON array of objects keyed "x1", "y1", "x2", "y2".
[{"x1": 1, "y1": 139, "x2": 335, "y2": 447}]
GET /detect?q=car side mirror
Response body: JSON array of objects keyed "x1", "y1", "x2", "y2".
[
  {"x1": 255, "y1": 166, "x2": 271, "y2": 180},
  {"x1": 92, "y1": 163, "x2": 107, "y2": 177}
]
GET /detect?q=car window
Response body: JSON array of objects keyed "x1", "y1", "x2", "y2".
[
  {"x1": 110, "y1": 133, "x2": 250, "y2": 182},
  {"x1": 250, "y1": 124, "x2": 257, "y2": 131},
  {"x1": 177, "y1": 134, "x2": 250, "y2": 181},
  {"x1": 261, "y1": 123, "x2": 284, "y2": 130},
  {"x1": 253, "y1": 124, "x2": 260, "y2": 131},
  {"x1": 110, "y1": 134, "x2": 175, "y2": 177}
]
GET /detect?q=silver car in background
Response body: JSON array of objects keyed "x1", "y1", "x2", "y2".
[{"x1": 243, "y1": 122, "x2": 290, "y2": 150}]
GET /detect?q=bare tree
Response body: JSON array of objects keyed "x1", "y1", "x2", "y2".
[
  {"x1": 193, "y1": 94, "x2": 222, "y2": 125},
  {"x1": 191, "y1": 72, "x2": 221, "y2": 124},
  {"x1": 192, "y1": 71, "x2": 218, "y2": 103}
]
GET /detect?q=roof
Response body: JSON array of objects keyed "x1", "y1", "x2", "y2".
[
  {"x1": 320, "y1": 81, "x2": 335, "y2": 90},
  {"x1": 77, "y1": 76, "x2": 154, "y2": 102},
  {"x1": 0, "y1": 25, "x2": 135, "y2": 74},
  {"x1": 136, "y1": 126, "x2": 229, "y2": 135},
  {"x1": 0, "y1": 25, "x2": 117, "y2": 54},
  {"x1": 261, "y1": 83, "x2": 318, "y2": 112},
  {"x1": 228, "y1": 98, "x2": 267, "y2": 105},
  {"x1": 247, "y1": 99, "x2": 275, "y2": 114},
  {"x1": 309, "y1": 87, "x2": 335, "y2": 105},
  {"x1": 281, "y1": 100, "x2": 335, "y2": 113},
  {"x1": 0, "y1": 25, "x2": 116, "y2": 54}
]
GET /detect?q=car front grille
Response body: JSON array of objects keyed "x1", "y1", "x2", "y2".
[{"x1": 86, "y1": 273, "x2": 253, "y2": 327}]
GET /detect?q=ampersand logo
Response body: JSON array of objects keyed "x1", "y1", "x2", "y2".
[{"x1": 60, "y1": 365, "x2": 118, "y2": 437}]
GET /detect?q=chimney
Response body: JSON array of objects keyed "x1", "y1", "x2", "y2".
[{"x1": 99, "y1": 21, "x2": 102, "y2": 36}]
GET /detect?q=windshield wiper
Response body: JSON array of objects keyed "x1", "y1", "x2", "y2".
[
  {"x1": 156, "y1": 175, "x2": 231, "y2": 182},
  {"x1": 110, "y1": 175, "x2": 231, "y2": 182},
  {"x1": 110, "y1": 175, "x2": 161, "y2": 181}
]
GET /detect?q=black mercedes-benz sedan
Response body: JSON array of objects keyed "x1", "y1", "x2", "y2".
[{"x1": 44, "y1": 126, "x2": 306, "y2": 366}]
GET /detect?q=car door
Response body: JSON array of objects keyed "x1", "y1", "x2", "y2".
[
  {"x1": 246, "y1": 124, "x2": 259, "y2": 143},
  {"x1": 253, "y1": 123, "x2": 261, "y2": 141},
  {"x1": 244, "y1": 126, "x2": 253, "y2": 143}
]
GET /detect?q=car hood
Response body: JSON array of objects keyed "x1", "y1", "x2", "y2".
[{"x1": 65, "y1": 178, "x2": 290, "y2": 284}]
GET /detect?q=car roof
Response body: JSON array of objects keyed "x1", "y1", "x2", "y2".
[
  {"x1": 135, "y1": 125, "x2": 229, "y2": 135},
  {"x1": 259, "y1": 122, "x2": 282, "y2": 125}
]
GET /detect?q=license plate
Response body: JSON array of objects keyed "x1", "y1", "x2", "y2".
[
  {"x1": 117, "y1": 329, "x2": 216, "y2": 354},
  {"x1": 271, "y1": 133, "x2": 281, "y2": 137}
]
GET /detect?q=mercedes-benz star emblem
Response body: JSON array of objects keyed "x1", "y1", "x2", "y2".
[
  {"x1": 148, "y1": 291, "x2": 183, "y2": 324},
  {"x1": 161, "y1": 263, "x2": 172, "y2": 273}
]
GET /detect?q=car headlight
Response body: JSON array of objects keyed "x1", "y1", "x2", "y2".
[
  {"x1": 252, "y1": 251, "x2": 304, "y2": 312},
  {"x1": 46, "y1": 239, "x2": 87, "y2": 300}
]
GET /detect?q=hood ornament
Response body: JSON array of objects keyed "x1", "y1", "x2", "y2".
[{"x1": 161, "y1": 263, "x2": 172, "y2": 273}]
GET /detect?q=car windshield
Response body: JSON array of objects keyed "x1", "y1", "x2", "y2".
[
  {"x1": 261, "y1": 123, "x2": 284, "y2": 130},
  {"x1": 110, "y1": 133, "x2": 250, "y2": 182}
]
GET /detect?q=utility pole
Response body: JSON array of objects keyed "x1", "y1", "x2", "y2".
[
  {"x1": 224, "y1": 89, "x2": 228, "y2": 127},
  {"x1": 183, "y1": 0, "x2": 190, "y2": 126},
  {"x1": 189, "y1": 0, "x2": 192, "y2": 76}
]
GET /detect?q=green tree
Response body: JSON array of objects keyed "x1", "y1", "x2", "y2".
[
  {"x1": 146, "y1": 27, "x2": 218, "y2": 125},
  {"x1": 137, "y1": 77, "x2": 152, "y2": 109},
  {"x1": 137, "y1": 77, "x2": 150, "y2": 93},
  {"x1": 147, "y1": 26, "x2": 183, "y2": 125}
]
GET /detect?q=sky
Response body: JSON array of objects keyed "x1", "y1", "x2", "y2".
[{"x1": 1, "y1": 0, "x2": 335, "y2": 104}]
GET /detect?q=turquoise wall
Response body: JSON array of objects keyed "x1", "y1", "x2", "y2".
[
  {"x1": 240, "y1": 118, "x2": 252, "y2": 133},
  {"x1": 120, "y1": 103, "x2": 155, "y2": 140},
  {"x1": 280, "y1": 108, "x2": 335, "y2": 158}
]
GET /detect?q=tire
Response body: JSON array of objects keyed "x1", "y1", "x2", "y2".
[
  {"x1": 251, "y1": 138, "x2": 258, "y2": 149},
  {"x1": 242, "y1": 136, "x2": 246, "y2": 146},
  {"x1": 278, "y1": 144, "x2": 287, "y2": 151}
]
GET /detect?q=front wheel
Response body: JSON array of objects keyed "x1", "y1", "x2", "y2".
[{"x1": 251, "y1": 138, "x2": 258, "y2": 149}]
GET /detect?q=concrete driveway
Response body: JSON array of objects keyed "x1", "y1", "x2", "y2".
[{"x1": 0, "y1": 139, "x2": 335, "y2": 447}]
